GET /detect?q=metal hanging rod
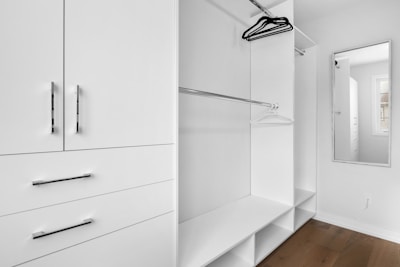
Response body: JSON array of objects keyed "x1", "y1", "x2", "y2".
[
  {"x1": 179, "y1": 87, "x2": 278, "y2": 109},
  {"x1": 295, "y1": 47, "x2": 306, "y2": 56},
  {"x1": 249, "y1": 0, "x2": 275, "y2": 17}
]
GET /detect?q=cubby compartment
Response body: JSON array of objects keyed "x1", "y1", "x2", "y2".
[
  {"x1": 294, "y1": 196, "x2": 316, "y2": 230},
  {"x1": 207, "y1": 236, "x2": 254, "y2": 267},
  {"x1": 254, "y1": 210, "x2": 294, "y2": 265},
  {"x1": 295, "y1": 188, "x2": 316, "y2": 206},
  {"x1": 179, "y1": 196, "x2": 292, "y2": 267}
]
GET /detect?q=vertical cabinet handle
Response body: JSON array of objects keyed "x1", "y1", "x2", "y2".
[
  {"x1": 76, "y1": 85, "x2": 80, "y2": 134},
  {"x1": 32, "y1": 218, "x2": 94, "y2": 239},
  {"x1": 51, "y1": 82, "x2": 55, "y2": 134}
]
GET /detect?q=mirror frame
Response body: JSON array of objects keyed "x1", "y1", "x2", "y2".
[{"x1": 331, "y1": 40, "x2": 392, "y2": 167}]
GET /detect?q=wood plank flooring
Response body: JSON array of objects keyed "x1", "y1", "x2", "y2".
[{"x1": 258, "y1": 219, "x2": 400, "y2": 267}]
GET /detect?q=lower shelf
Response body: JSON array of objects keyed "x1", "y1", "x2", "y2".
[
  {"x1": 294, "y1": 208, "x2": 315, "y2": 230},
  {"x1": 179, "y1": 196, "x2": 292, "y2": 267},
  {"x1": 255, "y1": 224, "x2": 292, "y2": 264},
  {"x1": 207, "y1": 252, "x2": 253, "y2": 267}
]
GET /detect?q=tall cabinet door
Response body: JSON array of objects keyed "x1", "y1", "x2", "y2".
[
  {"x1": 64, "y1": 0, "x2": 176, "y2": 150},
  {"x1": 0, "y1": 0, "x2": 64, "y2": 155}
]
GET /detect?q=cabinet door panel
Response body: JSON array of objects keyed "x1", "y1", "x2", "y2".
[
  {"x1": 0, "y1": 0, "x2": 63, "y2": 155},
  {"x1": 64, "y1": 0, "x2": 176, "y2": 150}
]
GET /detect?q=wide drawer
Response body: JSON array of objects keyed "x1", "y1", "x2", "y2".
[
  {"x1": 0, "y1": 180, "x2": 174, "y2": 267},
  {"x1": 20, "y1": 212, "x2": 175, "y2": 267},
  {"x1": 0, "y1": 145, "x2": 174, "y2": 216}
]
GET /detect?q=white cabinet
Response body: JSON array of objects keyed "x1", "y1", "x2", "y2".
[
  {"x1": 19, "y1": 212, "x2": 175, "y2": 267},
  {"x1": 0, "y1": 145, "x2": 174, "y2": 217},
  {"x1": 64, "y1": 0, "x2": 175, "y2": 150},
  {"x1": 0, "y1": 0, "x2": 176, "y2": 155},
  {"x1": 0, "y1": 0, "x2": 177, "y2": 266},
  {"x1": 0, "y1": 181, "x2": 173, "y2": 266},
  {"x1": 0, "y1": 0, "x2": 64, "y2": 155}
]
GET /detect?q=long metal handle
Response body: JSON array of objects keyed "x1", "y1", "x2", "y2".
[
  {"x1": 32, "y1": 173, "x2": 92, "y2": 186},
  {"x1": 32, "y1": 218, "x2": 94, "y2": 239},
  {"x1": 51, "y1": 82, "x2": 55, "y2": 134},
  {"x1": 76, "y1": 85, "x2": 80, "y2": 134}
]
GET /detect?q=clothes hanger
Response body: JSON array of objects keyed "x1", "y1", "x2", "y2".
[
  {"x1": 242, "y1": 16, "x2": 287, "y2": 39},
  {"x1": 242, "y1": 16, "x2": 293, "y2": 41},
  {"x1": 250, "y1": 108, "x2": 294, "y2": 126},
  {"x1": 246, "y1": 23, "x2": 293, "y2": 41}
]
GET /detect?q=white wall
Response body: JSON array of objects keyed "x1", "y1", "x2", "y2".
[
  {"x1": 251, "y1": 0, "x2": 294, "y2": 206},
  {"x1": 351, "y1": 61, "x2": 389, "y2": 164},
  {"x1": 298, "y1": 0, "x2": 400, "y2": 242},
  {"x1": 179, "y1": 0, "x2": 251, "y2": 222}
]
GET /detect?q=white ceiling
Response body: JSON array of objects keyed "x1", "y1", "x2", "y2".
[{"x1": 293, "y1": 0, "x2": 367, "y2": 24}]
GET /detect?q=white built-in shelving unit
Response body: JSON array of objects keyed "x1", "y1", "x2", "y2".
[{"x1": 179, "y1": 0, "x2": 317, "y2": 266}]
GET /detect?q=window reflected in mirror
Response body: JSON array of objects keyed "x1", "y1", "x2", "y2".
[{"x1": 333, "y1": 41, "x2": 391, "y2": 166}]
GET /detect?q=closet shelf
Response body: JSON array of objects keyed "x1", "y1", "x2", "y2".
[
  {"x1": 295, "y1": 188, "x2": 315, "y2": 207},
  {"x1": 207, "y1": 252, "x2": 253, "y2": 267},
  {"x1": 294, "y1": 208, "x2": 315, "y2": 230},
  {"x1": 179, "y1": 196, "x2": 292, "y2": 267},
  {"x1": 294, "y1": 26, "x2": 316, "y2": 51},
  {"x1": 255, "y1": 224, "x2": 292, "y2": 264}
]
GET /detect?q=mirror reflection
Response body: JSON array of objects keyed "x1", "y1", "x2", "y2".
[{"x1": 333, "y1": 41, "x2": 391, "y2": 165}]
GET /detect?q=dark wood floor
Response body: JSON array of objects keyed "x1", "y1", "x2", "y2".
[{"x1": 258, "y1": 219, "x2": 400, "y2": 267}]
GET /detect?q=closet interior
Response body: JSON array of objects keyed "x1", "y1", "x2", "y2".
[{"x1": 179, "y1": 0, "x2": 317, "y2": 266}]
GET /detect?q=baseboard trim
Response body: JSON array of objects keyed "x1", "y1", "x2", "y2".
[{"x1": 314, "y1": 212, "x2": 400, "y2": 244}]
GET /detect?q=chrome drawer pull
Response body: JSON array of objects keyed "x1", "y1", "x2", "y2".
[
  {"x1": 32, "y1": 173, "x2": 92, "y2": 186},
  {"x1": 32, "y1": 218, "x2": 94, "y2": 239},
  {"x1": 50, "y1": 82, "x2": 55, "y2": 134}
]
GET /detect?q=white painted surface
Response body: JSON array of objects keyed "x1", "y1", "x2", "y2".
[
  {"x1": 0, "y1": 181, "x2": 174, "y2": 266},
  {"x1": 179, "y1": 0, "x2": 251, "y2": 222},
  {"x1": 294, "y1": 46, "x2": 317, "y2": 192},
  {"x1": 294, "y1": 188, "x2": 315, "y2": 207},
  {"x1": 179, "y1": 196, "x2": 292, "y2": 267},
  {"x1": 255, "y1": 224, "x2": 292, "y2": 264},
  {"x1": 179, "y1": 0, "x2": 250, "y2": 98},
  {"x1": 207, "y1": 252, "x2": 253, "y2": 267},
  {"x1": 251, "y1": 0, "x2": 294, "y2": 205},
  {"x1": 294, "y1": 0, "x2": 370, "y2": 24},
  {"x1": 229, "y1": 236, "x2": 255, "y2": 267},
  {"x1": 0, "y1": 0, "x2": 63, "y2": 155},
  {"x1": 64, "y1": 0, "x2": 176, "y2": 150},
  {"x1": 294, "y1": 27, "x2": 316, "y2": 50},
  {"x1": 20, "y1": 212, "x2": 175, "y2": 267},
  {"x1": 294, "y1": 208, "x2": 315, "y2": 230},
  {"x1": 0, "y1": 145, "x2": 174, "y2": 216},
  {"x1": 298, "y1": 0, "x2": 400, "y2": 242}
]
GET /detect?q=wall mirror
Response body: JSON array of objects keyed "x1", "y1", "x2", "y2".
[{"x1": 332, "y1": 41, "x2": 391, "y2": 166}]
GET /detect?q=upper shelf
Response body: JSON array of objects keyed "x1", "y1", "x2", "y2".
[{"x1": 294, "y1": 26, "x2": 316, "y2": 50}]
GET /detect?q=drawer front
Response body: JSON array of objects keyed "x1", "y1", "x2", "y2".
[
  {"x1": 20, "y1": 212, "x2": 175, "y2": 267},
  {"x1": 0, "y1": 181, "x2": 174, "y2": 267},
  {"x1": 0, "y1": 145, "x2": 174, "y2": 216}
]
